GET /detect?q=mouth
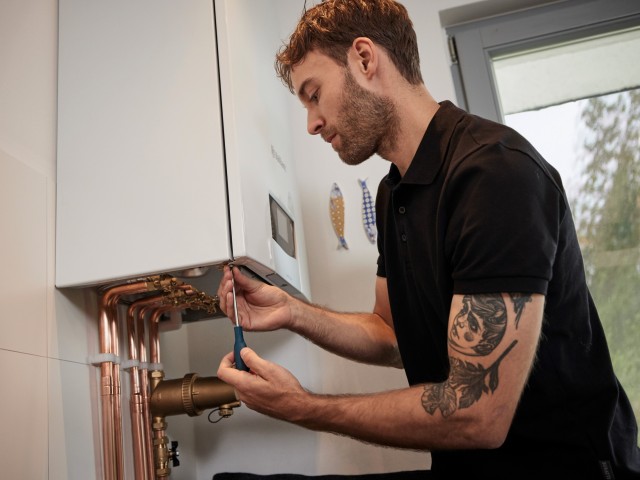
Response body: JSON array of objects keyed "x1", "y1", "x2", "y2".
[{"x1": 323, "y1": 133, "x2": 338, "y2": 149}]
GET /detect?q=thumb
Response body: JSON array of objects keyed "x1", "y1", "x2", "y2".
[
  {"x1": 233, "y1": 267, "x2": 263, "y2": 292},
  {"x1": 239, "y1": 347, "x2": 269, "y2": 376}
]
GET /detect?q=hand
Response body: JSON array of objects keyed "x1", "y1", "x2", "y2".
[
  {"x1": 217, "y1": 265, "x2": 293, "y2": 332},
  {"x1": 217, "y1": 347, "x2": 308, "y2": 421}
]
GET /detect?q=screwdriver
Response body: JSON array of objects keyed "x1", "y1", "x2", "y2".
[{"x1": 230, "y1": 265, "x2": 249, "y2": 371}]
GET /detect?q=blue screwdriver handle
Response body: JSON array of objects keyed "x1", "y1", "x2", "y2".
[{"x1": 234, "y1": 325, "x2": 249, "y2": 371}]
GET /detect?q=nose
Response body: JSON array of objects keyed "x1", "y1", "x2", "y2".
[{"x1": 307, "y1": 110, "x2": 324, "y2": 135}]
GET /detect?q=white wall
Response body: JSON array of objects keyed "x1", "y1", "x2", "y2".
[
  {"x1": 0, "y1": 0, "x2": 102, "y2": 479},
  {"x1": 0, "y1": 0, "x2": 552, "y2": 479}
]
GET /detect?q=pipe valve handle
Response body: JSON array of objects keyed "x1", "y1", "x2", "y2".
[{"x1": 169, "y1": 440, "x2": 180, "y2": 467}]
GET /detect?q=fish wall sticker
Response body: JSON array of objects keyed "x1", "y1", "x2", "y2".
[
  {"x1": 329, "y1": 182, "x2": 348, "y2": 249},
  {"x1": 359, "y1": 178, "x2": 377, "y2": 244}
]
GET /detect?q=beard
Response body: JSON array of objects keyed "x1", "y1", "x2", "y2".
[{"x1": 333, "y1": 69, "x2": 400, "y2": 166}]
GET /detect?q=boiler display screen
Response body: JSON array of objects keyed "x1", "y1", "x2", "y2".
[{"x1": 269, "y1": 195, "x2": 296, "y2": 258}]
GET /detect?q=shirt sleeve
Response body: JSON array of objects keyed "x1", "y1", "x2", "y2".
[{"x1": 444, "y1": 142, "x2": 565, "y2": 295}]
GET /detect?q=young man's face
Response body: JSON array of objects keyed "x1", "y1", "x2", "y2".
[{"x1": 291, "y1": 49, "x2": 397, "y2": 165}]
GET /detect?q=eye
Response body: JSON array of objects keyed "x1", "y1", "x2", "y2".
[
  {"x1": 309, "y1": 90, "x2": 319, "y2": 103},
  {"x1": 467, "y1": 313, "x2": 480, "y2": 333}
]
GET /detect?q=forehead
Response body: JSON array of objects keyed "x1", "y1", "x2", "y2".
[{"x1": 291, "y1": 50, "x2": 343, "y2": 96}]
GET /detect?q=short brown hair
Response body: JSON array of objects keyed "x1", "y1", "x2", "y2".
[{"x1": 275, "y1": 0, "x2": 423, "y2": 93}]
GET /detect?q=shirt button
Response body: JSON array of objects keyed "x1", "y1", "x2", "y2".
[
  {"x1": 401, "y1": 233, "x2": 407, "y2": 242},
  {"x1": 398, "y1": 206, "x2": 406, "y2": 214}
]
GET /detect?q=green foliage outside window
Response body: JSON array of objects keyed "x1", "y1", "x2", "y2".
[{"x1": 574, "y1": 89, "x2": 640, "y2": 441}]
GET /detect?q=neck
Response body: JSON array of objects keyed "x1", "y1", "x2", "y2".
[{"x1": 380, "y1": 85, "x2": 439, "y2": 176}]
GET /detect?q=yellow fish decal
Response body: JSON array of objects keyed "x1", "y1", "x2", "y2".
[{"x1": 329, "y1": 182, "x2": 348, "y2": 249}]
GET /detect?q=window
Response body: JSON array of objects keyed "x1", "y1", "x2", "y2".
[{"x1": 446, "y1": 0, "x2": 640, "y2": 439}]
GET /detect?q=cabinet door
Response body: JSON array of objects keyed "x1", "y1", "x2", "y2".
[{"x1": 56, "y1": 0, "x2": 230, "y2": 287}]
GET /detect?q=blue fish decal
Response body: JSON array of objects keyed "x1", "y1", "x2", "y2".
[
  {"x1": 359, "y1": 178, "x2": 377, "y2": 244},
  {"x1": 329, "y1": 183, "x2": 348, "y2": 250}
]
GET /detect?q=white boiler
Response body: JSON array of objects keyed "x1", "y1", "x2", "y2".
[{"x1": 56, "y1": 0, "x2": 309, "y2": 308}]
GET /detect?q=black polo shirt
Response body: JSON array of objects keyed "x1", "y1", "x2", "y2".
[{"x1": 375, "y1": 101, "x2": 640, "y2": 477}]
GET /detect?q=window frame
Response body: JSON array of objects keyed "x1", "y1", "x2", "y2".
[{"x1": 445, "y1": 0, "x2": 640, "y2": 122}]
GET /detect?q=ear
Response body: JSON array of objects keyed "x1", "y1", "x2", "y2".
[{"x1": 349, "y1": 37, "x2": 377, "y2": 79}]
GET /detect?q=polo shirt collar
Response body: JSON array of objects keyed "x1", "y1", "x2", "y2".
[{"x1": 385, "y1": 100, "x2": 465, "y2": 187}]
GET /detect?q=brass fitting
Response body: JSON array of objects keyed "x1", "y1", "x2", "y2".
[
  {"x1": 152, "y1": 416, "x2": 171, "y2": 477},
  {"x1": 149, "y1": 374, "x2": 238, "y2": 477},
  {"x1": 150, "y1": 373, "x2": 239, "y2": 417}
]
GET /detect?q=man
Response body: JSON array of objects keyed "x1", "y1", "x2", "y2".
[{"x1": 217, "y1": 1, "x2": 640, "y2": 478}]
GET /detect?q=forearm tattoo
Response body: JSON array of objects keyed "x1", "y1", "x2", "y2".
[
  {"x1": 422, "y1": 293, "x2": 531, "y2": 417},
  {"x1": 509, "y1": 293, "x2": 532, "y2": 329}
]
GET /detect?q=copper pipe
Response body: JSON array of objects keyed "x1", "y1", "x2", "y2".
[
  {"x1": 147, "y1": 304, "x2": 177, "y2": 479},
  {"x1": 98, "y1": 278, "x2": 162, "y2": 480},
  {"x1": 94, "y1": 280, "x2": 217, "y2": 479},
  {"x1": 149, "y1": 307, "x2": 166, "y2": 366},
  {"x1": 98, "y1": 275, "x2": 181, "y2": 480},
  {"x1": 109, "y1": 299, "x2": 126, "y2": 480},
  {"x1": 127, "y1": 296, "x2": 166, "y2": 480},
  {"x1": 137, "y1": 301, "x2": 180, "y2": 479},
  {"x1": 146, "y1": 288, "x2": 197, "y2": 478},
  {"x1": 137, "y1": 303, "x2": 158, "y2": 480}
]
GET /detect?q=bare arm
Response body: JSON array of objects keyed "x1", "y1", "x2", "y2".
[
  {"x1": 218, "y1": 266, "x2": 400, "y2": 367},
  {"x1": 288, "y1": 276, "x2": 401, "y2": 367},
  {"x1": 219, "y1": 292, "x2": 544, "y2": 450}
]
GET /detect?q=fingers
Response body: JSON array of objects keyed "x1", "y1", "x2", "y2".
[
  {"x1": 217, "y1": 349, "x2": 254, "y2": 409},
  {"x1": 226, "y1": 291, "x2": 236, "y2": 320},
  {"x1": 218, "y1": 265, "x2": 256, "y2": 327},
  {"x1": 217, "y1": 348, "x2": 305, "y2": 421},
  {"x1": 232, "y1": 347, "x2": 259, "y2": 373},
  {"x1": 236, "y1": 348, "x2": 288, "y2": 386},
  {"x1": 217, "y1": 348, "x2": 261, "y2": 379},
  {"x1": 218, "y1": 350, "x2": 235, "y2": 370},
  {"x1": 217, "y1": 350, "x2": 249, "y2": 384},
  {"x1": 217, "y1": 265, "x2": 235, "y2": 318},
  {"x1": 216, "y1": 266, "x2": 227, "y2": 310},
  {"x1": 230, "y1": 265, "x2": 260, "y2": 292}
]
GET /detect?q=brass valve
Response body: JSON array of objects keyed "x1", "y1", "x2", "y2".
[
  {"x1": 150, "y1": 373, "x2": 239, "y2": 417},
  {"x1": 150, "y1": 373, "x2": 239, "y2": 477}
]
